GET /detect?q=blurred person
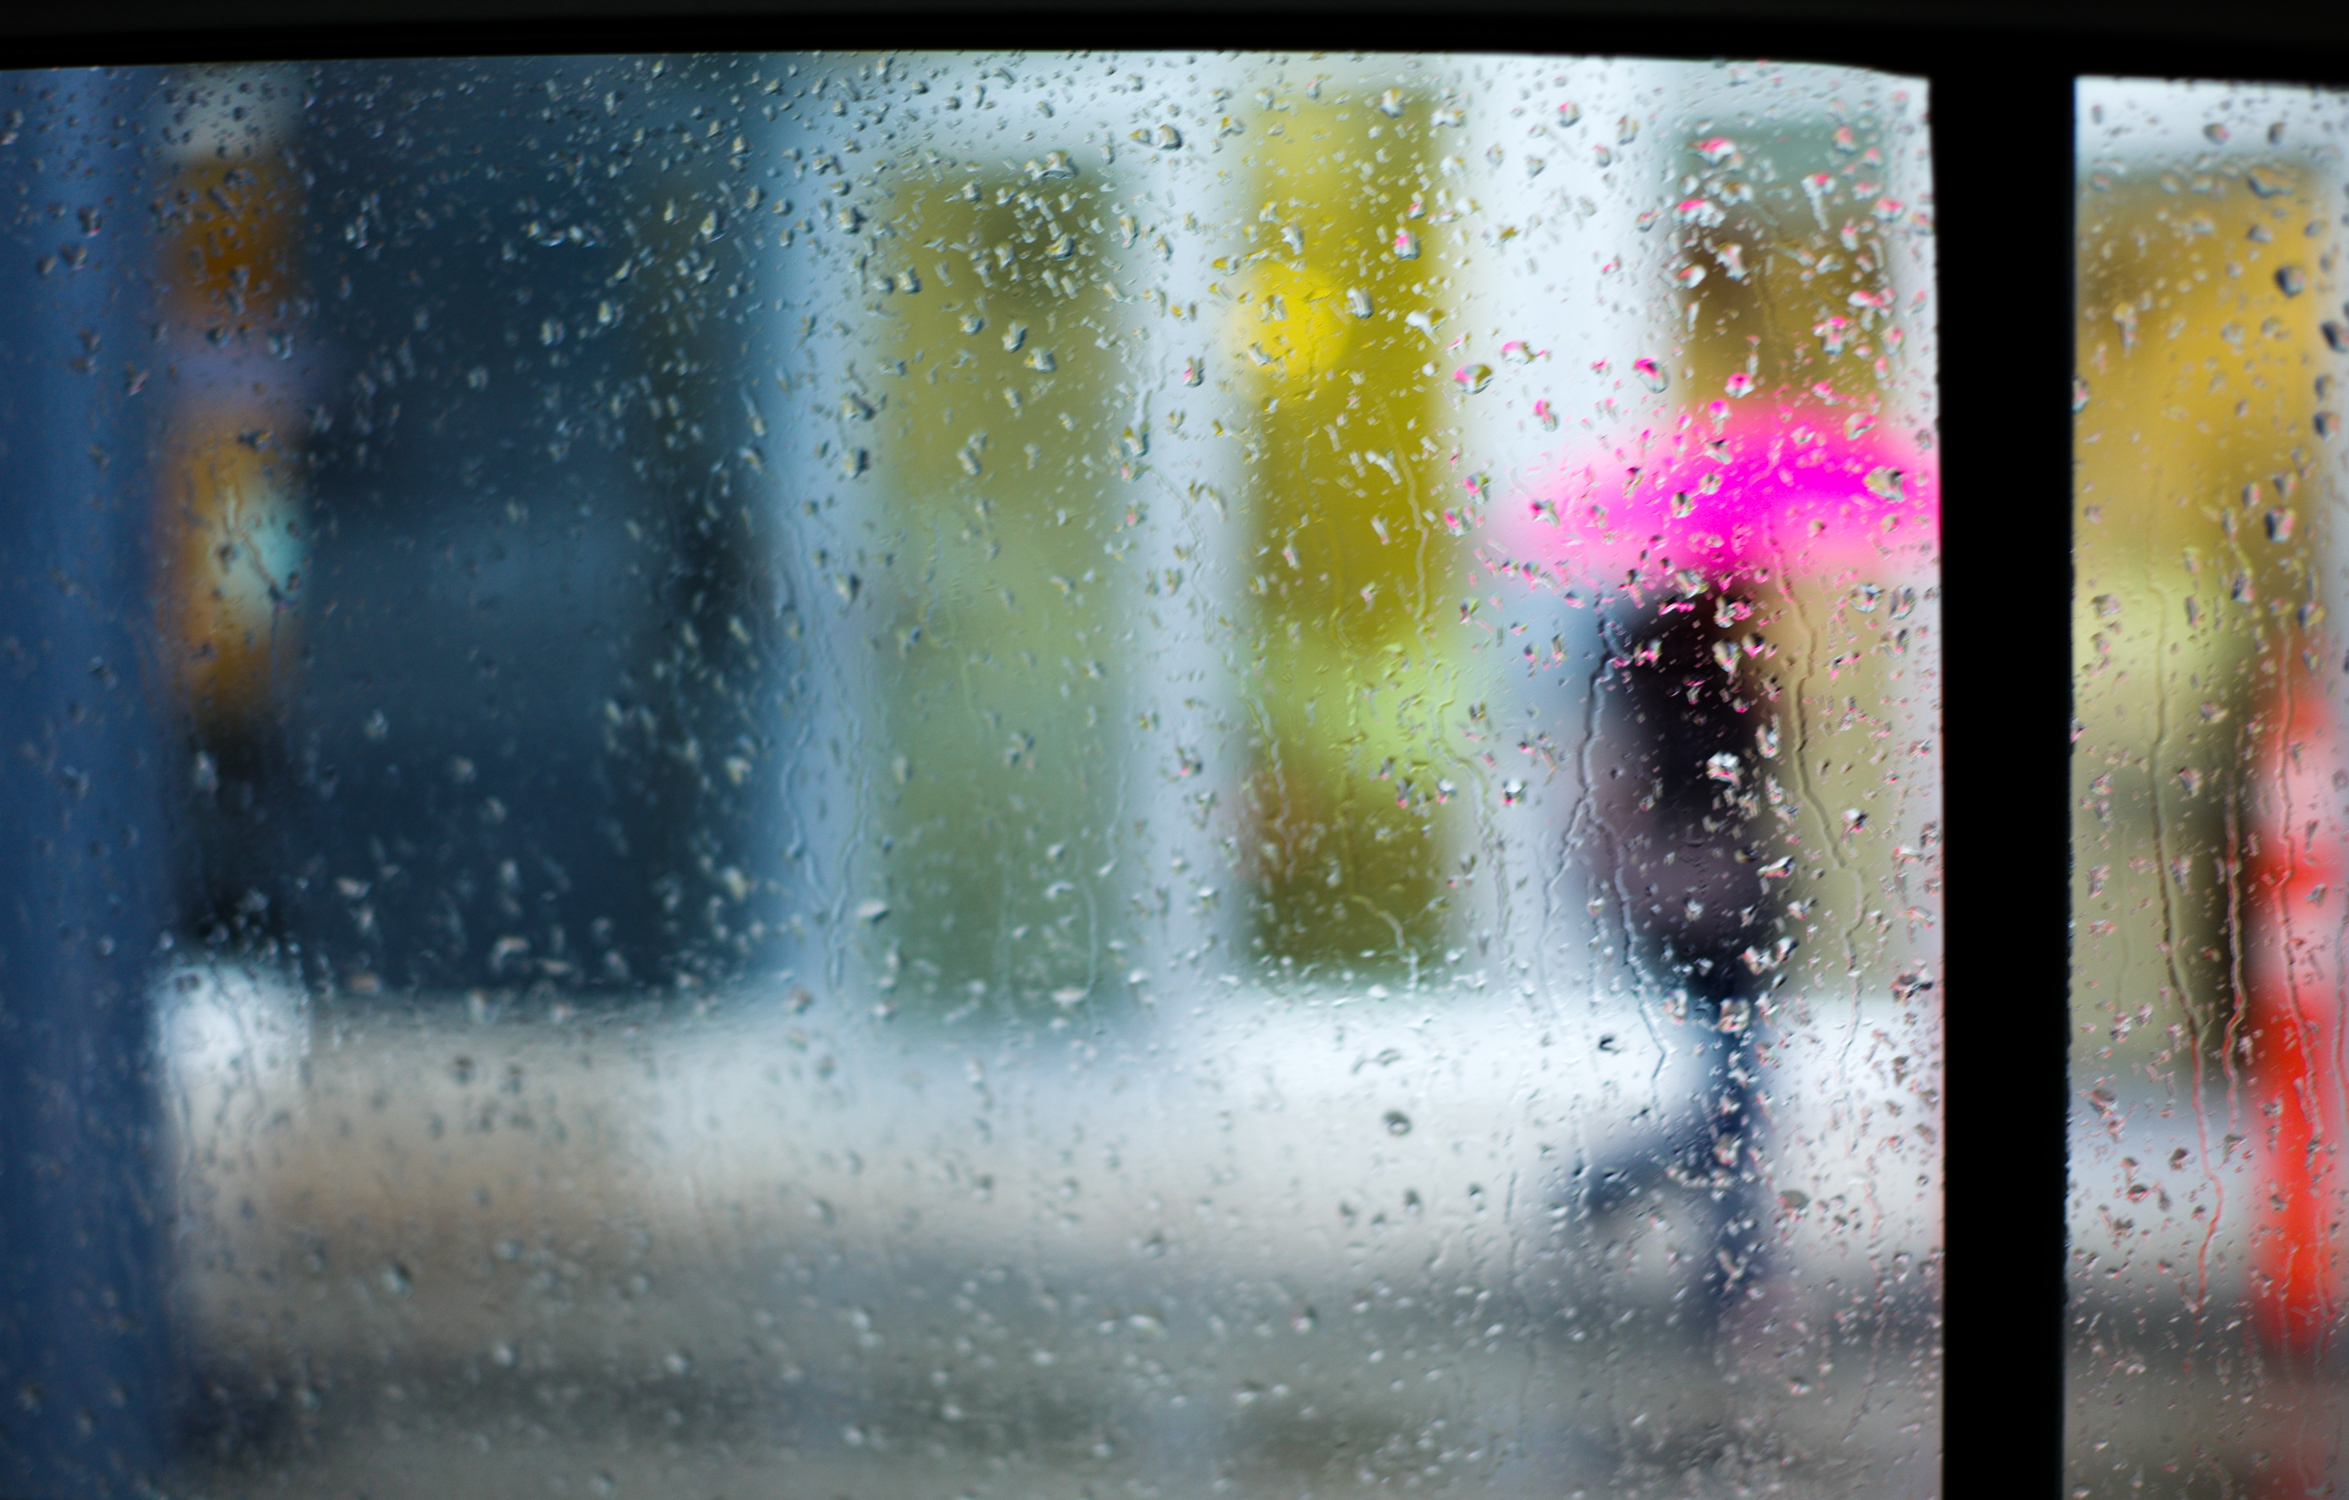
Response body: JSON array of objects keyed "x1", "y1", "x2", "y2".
[
  {"x1": 1589, "y1": 583, "x2": 1778, "y2": 1326},
  {"x1": 2232, "y1": 662, "x2": 2349, "y2": 1499},
  {"x1": 2245, "y1": 667, "x2": 2349, "y2": 1367},
  {"x1": 150, "y1": 73, "x2": 312, "y2": 960},
  {"x1": 1507, "y1": 406, "x2": 1937, "y2": 1335}
]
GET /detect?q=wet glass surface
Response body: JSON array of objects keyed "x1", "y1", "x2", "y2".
[
  {"x1": 2072, "y1": 78, "x2": 2349, "y2": 1496},
  {"x1": 0, "y1": 53, "x2": 1941, "y2": 1498}
]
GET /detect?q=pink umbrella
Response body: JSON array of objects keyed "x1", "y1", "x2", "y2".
[{"x1": 1485, "y1": 405, "x2": 1939, "y2": 599}]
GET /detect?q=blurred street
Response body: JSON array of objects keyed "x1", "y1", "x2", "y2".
[{"x1": 159, "y1": 962, "x2": 1937, "y2": 1499}]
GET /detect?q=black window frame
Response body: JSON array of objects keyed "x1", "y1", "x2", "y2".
[{"x1": 15, "y1": 4, "x2": 2349, "y2": 1495}]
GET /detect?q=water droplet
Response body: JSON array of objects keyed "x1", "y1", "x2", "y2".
[
  {"x1": 960, "y1": 312, "x2": 985, "y2": 335},
  {"x1": 1724, "y1": 371, "x2": 1754, "y2": 397},
  {"x1": 856, "y1": 898, "x2": 890, "y2": 925},
  {"x1": 2204, "y1": 122, "x2": 2231, "y2": 143},
  {"x1": 1152, "y1": 123, "x2": 1183, "y2": 150},
  {"x1": 2248, "y1": 166, "x2": 2293, "y2": 198},
  {"x1": 1865, "y1": 466, "x2": 1905, "y2": 500},
  {"x1": 2269, "y1": 508, "x2": 2297, "y2": 541},
  {"x1": 1675, "y1": 196, "x2": 1724, "y2": 228},
  {"x1": 1534, "y1": 398, "x2": 1557, "y2": 431},
  {"x1": 1634, "y1": 357, "x2": 1667, "y2": 393},
  {"x1": 2277, "y1": 264, "x2": 2307, "y2": 297},
  {"x1": 1453, "y1": 364, "x2": 1492, "y2": 394},
  {"x1": 1002, "y1": 322, "x2": 1027, "y2": 352},
  {"x1": 1705, "y1": 752, "x2": 1743, "y2": 786},
  {"x1": 1346, "y1": 287, "x2": 1374, "y2": 319},
  {"x1": 1383, "y1": 1110, "x2": 1412, "y2": 1136},
  {"x1": 1025, "y1": 349, "x2": 1056, "y2": 373},
  {"x1": 1180, "y1": 357, "x2": 1203, "y2": 386},
  {"x1": 1378, "y1": 89, "x2": 1405, "y2": 118},
  {"x1": 1392, "y1": 229, "x2": 1419, "y2": 260}
]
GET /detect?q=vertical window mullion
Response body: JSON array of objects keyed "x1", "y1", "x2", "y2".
[{"x1": 1929, "y1": 56, "x2": 2077, "y2": 1500}]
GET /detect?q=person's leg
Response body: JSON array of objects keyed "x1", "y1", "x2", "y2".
[{"x1": 1591, "y1": 597, "x2": 1777, "y2": 1342}]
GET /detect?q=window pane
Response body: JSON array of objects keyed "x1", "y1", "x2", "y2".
[
  {"x1": 2074, "y1": 78, "x2": 2349, "y2": 1494},
  {"x1": 1, "y1": 53, "x2": 1941, "y2": 1498}
]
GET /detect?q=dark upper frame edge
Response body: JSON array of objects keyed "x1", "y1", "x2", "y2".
[{"x1": 0, "y1": 4, "x2": 2344, "y2": 84}]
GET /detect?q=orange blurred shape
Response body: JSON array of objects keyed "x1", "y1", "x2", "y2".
[
  {"x1": 161, "y1": 157, "x2": 297, "y2": 326},
  {"x1": 153, "y1": 152, "x2": 303, "y2": 727},
  {"x1": 161, "y1": 412, "x2": 300, "y2": 722}
]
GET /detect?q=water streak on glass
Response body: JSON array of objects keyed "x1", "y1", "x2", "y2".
[
  {"x1": 0, "y1": 53, "x2": 1940, "y2": 1498},
  {"x1": 2074, "y1": 77, "x2": 2349, "y2": 1495}
]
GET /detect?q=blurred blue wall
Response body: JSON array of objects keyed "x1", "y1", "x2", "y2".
[{"x1": 0, "y1": 68, "x2": 173, "y2": 1499}]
